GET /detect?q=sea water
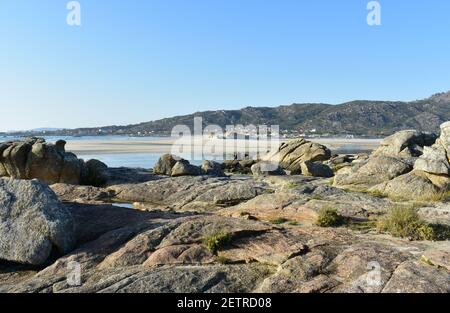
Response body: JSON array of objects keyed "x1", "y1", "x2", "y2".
[{"x1": 0, "y1": 135, "x2": 375, "y2": 168}]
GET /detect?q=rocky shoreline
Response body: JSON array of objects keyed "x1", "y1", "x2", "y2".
[{"x1": 0, "y1": 122, "x2": 449, "y2": 293}]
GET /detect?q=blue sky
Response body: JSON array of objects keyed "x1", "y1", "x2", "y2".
[{"x1": 1, "y1": 0, "x2": 450, "y2": 131}]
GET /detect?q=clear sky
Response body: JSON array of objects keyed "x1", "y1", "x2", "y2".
[{"x1": 1, "y1": 0, "x2": 450, "y2": 131}]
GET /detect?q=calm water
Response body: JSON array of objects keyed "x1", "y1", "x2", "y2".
[
  {"x1": 1, "y1": 135, "x2": 220, "y2": 168},
  {"x1": 1, "y1": 135, "x2": 374, "y2": 168},
  {"x1": 0, "y1": 135, "x2": 174, "y2": 168},
  {"x1": 76, "y1": 152, "x2": 205, "y2": 168}
]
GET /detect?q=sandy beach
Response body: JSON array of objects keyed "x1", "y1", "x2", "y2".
[{"x1": 65, "y1": 137, "x2": 382, "y2": 156}]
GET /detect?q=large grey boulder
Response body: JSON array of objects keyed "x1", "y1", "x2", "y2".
[
  {"x1": 414, "y1": 146, "x2": 450, "y2": 175},
  {"x1": 201, "y1": 160, "x2": 226, "y2": 177},
  {"x1": 300, "y1": 161, "x2": 334, "y2": 178},
  {"x1": 154, "y1": 154, "x2": 224, "y2": 177},
  {"x1": 153, "y1": 154, "x2": 180, "y2": 176},
  {"x1": 80, "y1": 159, "x2": 108, "y2": 186},
  {"x1": 439, "y1": 121, "x2": 450, "y2": 155},
  {"x1": 262, "y1": 139, "x2": 331, "y2": 174},
  {"x1": 369, "y1": 171, "x2": 441, "y2": 201},
  {"x1": 372, "y1": 130, "x2": 437, "y2": 158},
  {"x1": 171, "y1": 160, "x2": 204, "y2": 177},
  {"x1": 251, "y1": 162, "x2": 285, "y2": 177},
  {"x1": 222, "y1": 159, "x2": 254, "y2": 175},
  {"x1": 333, "y1": 124, "x2": 448, "y2": 195},
  {"x1": 414, "y1": 122, "x2": 450, "y2": 176},
  {"x1": 0, "y1": 178, "x2": 75, "y2": 265},
  {"x1": 0, "y1": 138, "x2": 107, "y2": 186},
  {"x1": 334, "y1": 156, "x2": 413, "y2": 190},
  {"x1": 368, "y1": 122, "x2": 450, "y2": 200}
]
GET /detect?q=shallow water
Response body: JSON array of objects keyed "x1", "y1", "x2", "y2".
[
  {"x1": 77, "y1": 152, "x2": 163, "y2": 169},
  {"x1": 111, "y1": 202, "x2": 135, "y2": 209},
  {"x1": 1, "y1": 135, "x2": 378, "y2": 168},
  {"x1": 77, "y1": 152, "x2": 205, "y2": 168}
]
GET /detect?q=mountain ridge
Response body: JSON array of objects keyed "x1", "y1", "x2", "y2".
[{"x1": 5, "y1": 93, "x2": 450, "y2": 137}]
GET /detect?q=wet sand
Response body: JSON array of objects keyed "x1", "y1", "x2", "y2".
[{"x1": 65, "y1": 137, "x2": 381, "y2": 156}]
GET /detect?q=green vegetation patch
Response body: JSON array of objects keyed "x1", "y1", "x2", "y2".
[
  {"x1": 377, "y1": 206, "x2": 450, "y2": 241},
  {"x1": 270, "y1": 217, "x2": 289, "y2": 225},
  {"x1": 315, "y1": 207, "x2": 345, "y2": 227},
  {"x1": 203, "y1": 231, "x2": 232, "y2": 254}
]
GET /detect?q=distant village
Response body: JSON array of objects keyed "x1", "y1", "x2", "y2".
[{"x1": 1, "y1": 126, "x2": 362, "y2": 140}]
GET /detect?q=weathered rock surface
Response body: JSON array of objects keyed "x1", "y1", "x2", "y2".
[
  {"x1": 102, "y1": 167, "x2": 158, "y2": 186},
  {"x1": 335, "y1": 122, "x2": 450, "y2": 200},
  {"x1": 1, "y1": 131, "x2": 450, "y2": 293},
  {"x1": 263, "y1": 139, "x2": 331, "y2": 174},
  {"x1": 0, "y1": 177, "x2": 449, "y2": 293},
  {"x1": 369, "y1": 171, "x2": 442, "y2": 201},
  {"x1": 154, "y1": 155, "x2": 224, "y2": 177},
  {"x1": 153, "y1": 154, "x2": 179, "y2": 176},
  {"x1": 324, "y1": 154, "x2": 359, "y2": 173},
  {"x1": 334, "y1": 156, "x2": 413, "y2": 190},
  {"x1": 382, "y1": 260, "x2": 450, "y2": 293},
  {"x1": 369, "y1": 122, "x2": 450, "y2": 200},
  {"x1": 415, "y1": 146, "x2": 450, "y2": 175},
  {"x1": 421, "y1": 249, "x2": 450, "y2": 271},
  {"x1": 372, "y1": 130, "x2": 437, "y2": 158},
  {"x1": 0, "y1": 138, "x2": 108, "y2": 186},
  {"x1": 300, "y1": 161, "x2": 334, "y2": 178},
  {"x1": 171, "y1": 160, "x2": 204, "y2": 177},
  {"x1": 251, "y1": 162, "x2": 285, "y2": 177},
  {"x1": 0, "y1": 178, "x2": 75, "y2": 265},
  {"x1": 418, "y1": 203, "x2": 450, "y2": 226},
  {"x1": 81, "y1": 159, "x2": 108, "y2": 186},
  {"x1": 109, "y1": 176, "x2": 269, "y2": 212},
  {"x1": 51, "y1": 183, "x2": 114, "y2": 204},
  {"x1": 220, "y1": 176, "x2": 391, "y2": 225},
  {"x1": 201, "y1": 160, "x2": 226, "y2": 177},
  {"x1": 222, "y1": 159, "x2": 255, "y2": 175}
]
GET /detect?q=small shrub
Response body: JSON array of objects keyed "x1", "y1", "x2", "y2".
[
  {"x1": 270, "y1": 217, "x2": 289, "y2": 225},
  {"x1": 417, "y1": 224, "x2": 436, "y2": 241},
  {"x1": 377, "y1": 207, "x2": 423, "y2": 239},
  {"x1": 315, "y1": 207, "x2": 344, "y2": 227},
  {"x1": 287, "y1": 220, "x2": 299, "y2": 226},
  {"x1": 377, "y1": 207, "x2": 450, "y2": 241},
  {"x1": 203, "y1": 231, "x2": 232, "y2": 254}
]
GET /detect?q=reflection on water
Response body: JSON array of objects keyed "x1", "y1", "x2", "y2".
[{"x1": 111, "y1": 202, "x2": 135, "y2": 209}]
